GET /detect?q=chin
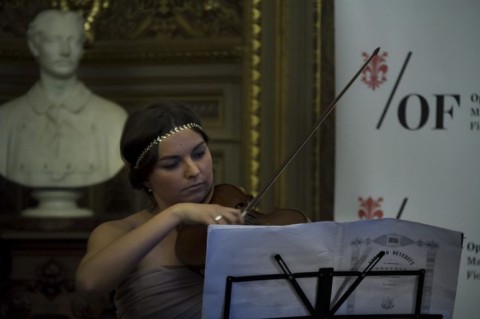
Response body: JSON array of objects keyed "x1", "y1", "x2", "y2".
[{"x1": 185, "y1": 186, "x2": 211, "y2": 203}]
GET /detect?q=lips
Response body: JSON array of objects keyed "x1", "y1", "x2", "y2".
[
  {"x1": 183, "y1": 182, "x2": 205, "y2": 192},
  {"x1": 54, "y1": 60, "x2": 74, "y2": 66}
]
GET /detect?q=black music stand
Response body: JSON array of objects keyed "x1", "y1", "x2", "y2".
[{"x1": 222, "y1": 251, "x2": 443, "y2": 319}]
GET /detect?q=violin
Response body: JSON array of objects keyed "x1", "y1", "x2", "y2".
[
  {"x1": 175, "y1": 183, "x2": 309, "y2": 268},
  {"x1": 175, "y1": 47, "x2": 380, "y2": 269}
]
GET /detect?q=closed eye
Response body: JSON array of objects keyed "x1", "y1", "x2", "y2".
[
  {"x1": 192, "y1": 149, "x2": 206, "y2": 160},
  {"x1": 160, "y1": 160, "x2": 179, "y2": 170},
  {"x1": 157, "y1": 141, "x2": 207, "y2": 170},
  {"x1": 191, "y1": 142, "x2": 207, "y2": 159}
]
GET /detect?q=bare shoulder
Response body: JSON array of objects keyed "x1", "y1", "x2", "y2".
[{"x1": 87, "y1": 211, "x2": 150, "y2": 248}]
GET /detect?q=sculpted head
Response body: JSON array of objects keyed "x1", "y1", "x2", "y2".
[{"x1": 27, "y1": 10, "x2": 85, "y2": 79}]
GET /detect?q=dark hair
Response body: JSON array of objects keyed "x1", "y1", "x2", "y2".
[{"x1": 120, "y1": 102, "x2": 208, "y2": 191}]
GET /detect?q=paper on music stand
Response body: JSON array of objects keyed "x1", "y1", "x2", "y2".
[{"x1": 202, "y1": 218, "x2": 462, "y2": 319}]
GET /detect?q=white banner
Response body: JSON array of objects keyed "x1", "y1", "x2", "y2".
[{"x1": 334, "y1": 1, "x2": 480, "y2": 318}]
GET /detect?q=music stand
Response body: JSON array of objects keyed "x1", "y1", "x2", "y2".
[{"x1": 222, "y1": 251, "x2": 443, "y2": 319}]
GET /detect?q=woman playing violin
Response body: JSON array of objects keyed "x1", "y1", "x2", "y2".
[{"x1": 75, "y1": 102, "x2": 244, "y2": 318}]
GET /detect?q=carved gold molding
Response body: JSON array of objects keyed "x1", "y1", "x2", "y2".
[
  {"x1": 0, "y1": 0, "x2": 244, "y2": 64},
  {"x1": 50, "y1": 0, "x2": 110, "y2": 45},
  {"x1": 244, "y1": 0, "x2": 261, "y2": 195}
]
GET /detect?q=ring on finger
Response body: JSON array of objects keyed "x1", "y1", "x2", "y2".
[{"x1": 214, "y1": 215, "x2": 223, "y2": 223}]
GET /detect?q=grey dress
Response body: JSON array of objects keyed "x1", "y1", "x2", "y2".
[{"x1": 114, "y1": 266, "x2": 203, "y2": 319}]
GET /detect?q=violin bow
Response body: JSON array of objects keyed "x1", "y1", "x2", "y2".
[{"x1": 242, "y1": 47, "x2": 380, "y2": 216}]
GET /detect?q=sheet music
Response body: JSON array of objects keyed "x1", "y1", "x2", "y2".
[
  {"x1": 334, "y1": 218, "x2": 462, "y2": 316},
  {"x1": 202, "y1": 218, "x2": 462, "y2": 319}
]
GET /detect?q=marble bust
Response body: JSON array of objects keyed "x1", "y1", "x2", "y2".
[{"x1": 0, "y1": 9, "x2": 127, "y2": 189}]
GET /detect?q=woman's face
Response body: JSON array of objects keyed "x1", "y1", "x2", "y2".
[{"x1": 146, "y1": 129, "x2": 214, "y2": 209}]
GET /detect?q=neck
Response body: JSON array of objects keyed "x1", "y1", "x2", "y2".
[{"x1": 39, "y1": 72, "x2": 78, "y2": 102}]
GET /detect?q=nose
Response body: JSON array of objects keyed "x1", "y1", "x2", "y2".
[
  {"x1": 60, "y1": 39, "x2": 71, "y2": 56},
  {"x1": 184, "y1": 158, "x2": 200, "y2": 178}
]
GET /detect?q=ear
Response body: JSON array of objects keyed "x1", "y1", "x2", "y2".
[
  {"x1": 78, "y1": 43, "x2": 85, "y2": 58},
  {"x1": 27, "y1": 37, "x2": 39, "y2": 57},
  {"x1": 143, "y1": 180, "x2": 151, "y2": 190}
]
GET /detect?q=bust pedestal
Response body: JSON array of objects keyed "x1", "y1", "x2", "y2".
[{"x1": 22, "y1": 189, "x2": 93, "y2": 218}]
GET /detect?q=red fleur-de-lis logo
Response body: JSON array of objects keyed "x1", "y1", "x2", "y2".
[
  {"x1": 361, "y1": 51, "x2": 388, "y2": 90},
  {"x1": 358, "y1": 196, "x2": 384, "y2": 220}
]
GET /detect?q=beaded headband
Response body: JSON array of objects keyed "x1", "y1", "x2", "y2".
[{"x1": 134, "y1": 123, "x2": 203, "y2": 169}]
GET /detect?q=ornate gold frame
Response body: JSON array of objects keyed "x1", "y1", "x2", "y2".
[
  {"x1": 243, "y1": 0, "x2": 262, "y2": 195},
  {"x1": 243, "y1": 0, "x2": 324, "y2": 214}
]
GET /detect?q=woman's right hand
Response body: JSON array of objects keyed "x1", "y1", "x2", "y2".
[{"x1": 170, "y1": 202, "x2": 244, "y2": 226}]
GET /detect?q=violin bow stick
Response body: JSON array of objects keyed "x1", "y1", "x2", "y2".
[{"x1": 242, "y1": 47, "x2": 380, "y2": 216}]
